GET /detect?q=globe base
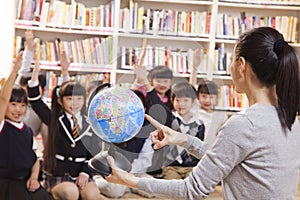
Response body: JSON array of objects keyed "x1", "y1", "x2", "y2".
[{"x1": 88, "y1": 146, "x2": 132, "y2": 176}]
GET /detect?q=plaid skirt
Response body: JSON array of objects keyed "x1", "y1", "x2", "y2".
[{"x1": 43, "y1": 171, "x2": 92, "y2": 191}]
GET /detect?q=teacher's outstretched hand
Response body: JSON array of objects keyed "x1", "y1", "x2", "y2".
[{"x1": 145, "y1": 114, "x2": 188, "y2": 150}]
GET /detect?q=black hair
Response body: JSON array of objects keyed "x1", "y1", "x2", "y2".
[
  {"x1": 10, "y1": 86, "x2": 28, "y2": 104},
  {"x1": 171, "y1": 82, "x2": 197, "y2": 101},
  {"x1": 235, "y1": 27, "x2": 299, "y2": 130},
  {"x1": 197, "y1": 80, "x2": 218, "y2": 96},
  {"x1": 147, "y1": 65, "x2": 173, "y2": 80},
  {"x1": 86, "y1": 82, "x2": 111, "y2": 108},
  {"x1": 59, "y1": 81, "x2": 87, "y2": 99},
  {"x1": 44, "y1": 81, "x2": 87, "y2": 172},
  {"x1": 51, "y1": 80, "x2": 87, "y2": 120},
  {"x1": 87, "y1": 80, "x2": 103, "y2": 95},
  {"x1": 20, "y1": 73, "x2": 47, "y2": 89},
  {"x1": 132, "y1": 89, "x2": 146, "y2": 107}
]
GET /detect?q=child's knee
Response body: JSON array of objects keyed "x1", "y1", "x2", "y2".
[{"x1": 51, "y1": 182, "x2": 79, "y2": 200}]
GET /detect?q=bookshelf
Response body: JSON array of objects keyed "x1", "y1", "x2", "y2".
[{"x1": 14, "y1": 0, "x2": 300, "y2": 112}]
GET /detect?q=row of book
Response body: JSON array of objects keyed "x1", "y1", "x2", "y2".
[
  {"x1": 121, "y1": 44, "x2": 233, "y2": 76},
  {"x1": 119, "y1": 1, "x2": 211, "y2": 36},
  {"x1": 16, "y1": 0, "x2": 115, "y2": 30},
  {"x1": 14, "y1": 34, "x2": 232, "y2": 76},
  {"x1": 216, "y1": 13, "x2": 299, "y2": 43},
  {"x1": 120, "y1": 46, "x2": 210, "y2": 75},
  {"x1": 213, "y1": 43, "x2": 232, "y2": 76},
  {"x1": 217, "y1": 85, "x2": 249, "y2": 109},
  {"x1": 44, "y1": 71, "x2": 109, "y2": 99},
  {"x1": 14, "y1": 36, "x2": 113, "y2": 67},
  {"x1": 220, "y1": 0, "x2": 300, "y2": 5}
]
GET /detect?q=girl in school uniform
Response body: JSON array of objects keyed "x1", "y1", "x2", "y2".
[
  {"x1": 27, "y1": 62, "x2": 102, "y2": 199},
  {"x1": 0, "y1": 52, "x2": 52, "y2": 200}
]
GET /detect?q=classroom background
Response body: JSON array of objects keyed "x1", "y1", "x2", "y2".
[{"x1": 1, "y1": 0, "x2": 300, "y2": 199}]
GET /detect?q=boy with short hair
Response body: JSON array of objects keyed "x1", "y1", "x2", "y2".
[
  {"x1": 162, "y1": 81, "x2": 205, "y2": 180},
  {"x1": 196, "y1": 80, "x2": 228, "y2": 147}
]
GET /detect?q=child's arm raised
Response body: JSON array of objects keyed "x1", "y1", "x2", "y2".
[
  {"x1": 60, "y1": 48, "x2": 72, "y2": 83},
  {"x1": 27, "y1": 53, "x2": 51, "y2": 125},
  {"x1": 15, "y1": 30, "x2": 35, "y2": 85},
  {"x1": 133, "y1": 39, "x2": 153, "y2": 92},
  {"x1": 25, "y1": 29, "x2": 35, "y2": 52},
  {"x1": 31, "y1": 51, "x2": 41, "y2": 83},
  {"x1": 189, "y1": 48, "x2": 203, "y2": 87},
  {"x1": 0, "y1": 52, "x2": 23, "y2": 122}
]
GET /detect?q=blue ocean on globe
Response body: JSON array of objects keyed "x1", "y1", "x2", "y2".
[{"x1": 88, "y1": 86, "x2": 145, "y2": 143}]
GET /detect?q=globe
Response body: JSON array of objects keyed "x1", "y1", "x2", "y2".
[{"x1": 88, "y1": 86, "x2": 145, "y2": 144}]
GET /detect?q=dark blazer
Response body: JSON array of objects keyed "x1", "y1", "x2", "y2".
[{"x1": 27, "y1": 84, "x2": 102, "y2": 177}]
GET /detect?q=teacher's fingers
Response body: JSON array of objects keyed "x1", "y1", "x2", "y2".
[
  {"x1": 150, "y1": 129, "x2": 164, "y2": 141},
  {"x1": 150, "y1": 130, "x2": 160, "y2": 142},
  {"x1": 150, "y1": 130, "x2": 166, "y2": 150},
  {"x1": 145, "y1": 114, "x2": 164, "y2": 130},
  {"x1": 107, "y1": 156, "x2": 116, "y2": 169}
]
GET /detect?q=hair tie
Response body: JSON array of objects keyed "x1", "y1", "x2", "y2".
[{"x1": 273, "y1": 39, "x2": 287, "y2": 55}]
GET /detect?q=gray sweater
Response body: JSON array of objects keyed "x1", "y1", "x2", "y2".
[{"x1": 138, "y1": 104, "x2": 300, "y2": 199}]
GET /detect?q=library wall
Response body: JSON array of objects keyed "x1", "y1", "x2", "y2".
[{"x1": 13, "y1": 0, "x2": 300, "y2": 112}]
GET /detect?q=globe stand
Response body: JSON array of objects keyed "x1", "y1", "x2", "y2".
[{"x1": 88, "y1": 144, "x2": 132, "y2": 176}]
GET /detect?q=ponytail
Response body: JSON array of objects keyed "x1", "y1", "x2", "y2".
[
  {"x1": 275, "y1": 42, "x2": 300, "y2": 130},
  {"x1": 236, "y1": 27, "x2": 299, "y2": 130},
  {"x1": 44, "y1": 85, "x2": 62, "y2": 172}
]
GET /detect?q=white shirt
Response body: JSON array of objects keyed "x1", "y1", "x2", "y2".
[{"x1": 65, "y1": 112, "x2": 83, "y2": 130}]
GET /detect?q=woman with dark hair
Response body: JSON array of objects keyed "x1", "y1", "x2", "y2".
[{"x1": 104, "y1": 27, "x2": 300, "y2": 199}]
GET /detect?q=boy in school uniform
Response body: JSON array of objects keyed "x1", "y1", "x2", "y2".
[{"x1": 162, "y1": 81, "x2": 205, "y2": 180}]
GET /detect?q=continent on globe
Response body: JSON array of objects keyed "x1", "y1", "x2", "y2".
[{"x1": 88, "y1": 86, "x2": 145, "y2": 144}]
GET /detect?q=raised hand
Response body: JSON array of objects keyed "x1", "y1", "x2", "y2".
[
  {"x1": 133, "y1": 38, "x2": 148, "y2": 84},
  {"x1": 133, "y1": 64, "x2": 148, "y2": 84},
  {"x1": 189, "y1": 48, "x2": 203, "y2": 86},
  {"x1": 24, "y1": 29, "x2": 35, "y2": 52},
  {"x1": 60, "y1": 50, "x2": 69, "y2": 71},
  {"x1": 13, "y1": 51, "x2": 23, "y2": 73},
  {"x1": 193, "y1": 48, "x2": 203, "y2": 69},
  {"x1": 60, "y1": 50, "x2": 72, "y2": 76},
  {"x1": 0, "y1": 51, "x2": 24, "y2": 122},
  {"x1": 31, "y1": 52, "x2": 41, "y2": 82},
  {"x1": 137, "y1": 38, "x2": 147, "y2": 66},
  {"x1": 145, "y1": 114, "x2": 188, "y2": 150}
]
